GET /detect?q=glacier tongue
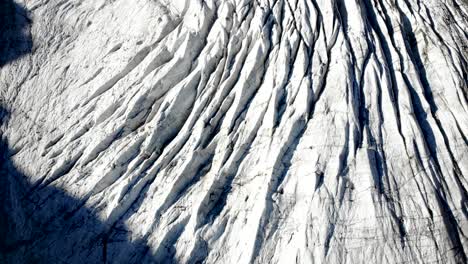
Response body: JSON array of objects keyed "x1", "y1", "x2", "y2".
[{"x1": 1, "y1": 0, "x2": 467, "y2": 263}]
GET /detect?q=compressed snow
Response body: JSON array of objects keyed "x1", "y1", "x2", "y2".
[{"x1": 1, "y1": 0, "x2": 467, "y2": 263}]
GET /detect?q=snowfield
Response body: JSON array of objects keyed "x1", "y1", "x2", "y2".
[{"x1": 1, "y1": 0, "x2": 467, "y2": 263}]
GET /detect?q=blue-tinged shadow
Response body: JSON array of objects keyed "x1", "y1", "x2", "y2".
[
  {"x1": 0, "y1": 0, "x2": 33, "y2": 66},
  {"x1": 0, "y1": 116, "x2": 159, "y2": 262},
  {"x1": 0, "y1": 2, "x2": 168, "y2": 262}
]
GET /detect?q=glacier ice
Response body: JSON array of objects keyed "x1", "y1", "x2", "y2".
[{"x1": 0, "y1": 0, "x2": 467, "y2": 263}]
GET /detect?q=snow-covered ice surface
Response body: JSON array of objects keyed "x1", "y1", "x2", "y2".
[{"x1": 1, "y1": 0, "x2": 467, "y2": 263}]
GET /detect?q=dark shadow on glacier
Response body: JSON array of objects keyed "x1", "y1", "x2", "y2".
[
  {"x1": 0, "y1": 0, "x2": 33, "y2": 66},
  {"x1": 0, "y1": 106, "x2": 159, "y2": 263}
]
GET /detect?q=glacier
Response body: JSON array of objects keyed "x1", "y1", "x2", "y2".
[{"x1": 0, "y1": 0, "x2": 467, "y2": 263}]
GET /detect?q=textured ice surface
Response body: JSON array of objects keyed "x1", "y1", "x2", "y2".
[{"x1": 1, "y1": 0, "x2": 467, "y2": 263}]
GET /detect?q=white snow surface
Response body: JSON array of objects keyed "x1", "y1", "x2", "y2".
[{"x1": 1, "y1": 0, "x2": 467, "y2": 263}]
